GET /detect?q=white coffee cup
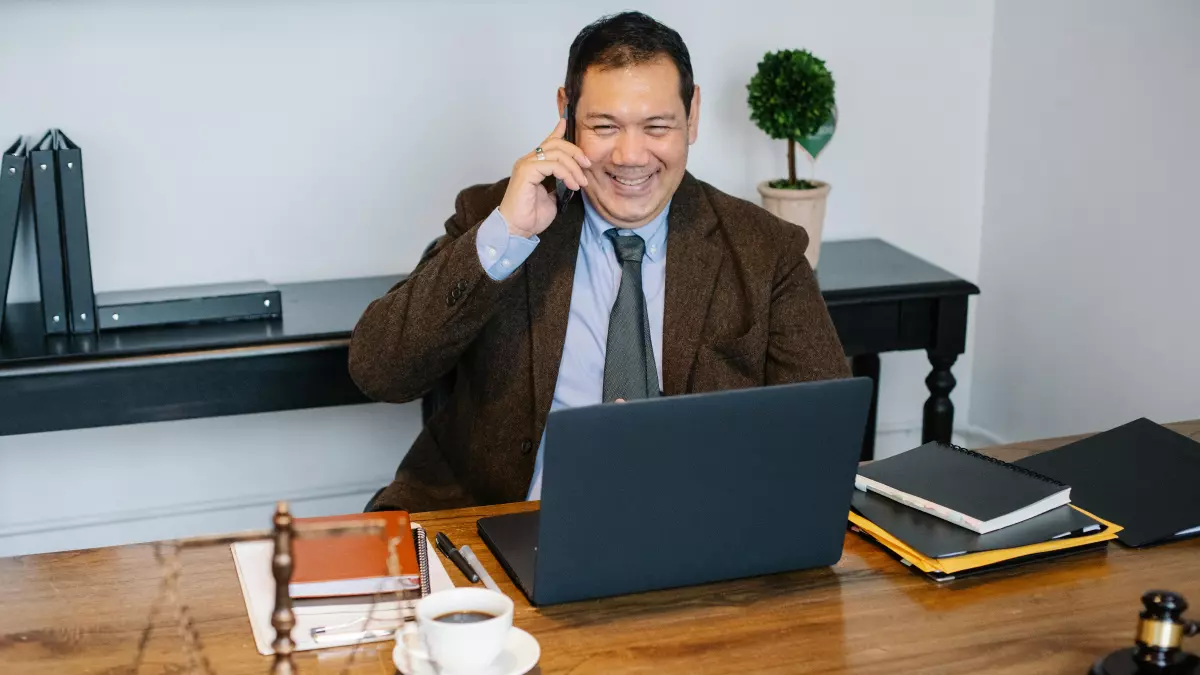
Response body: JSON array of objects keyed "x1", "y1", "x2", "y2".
[{"x1": 400, "y1": 588, "x2": 514, "y2": 673}]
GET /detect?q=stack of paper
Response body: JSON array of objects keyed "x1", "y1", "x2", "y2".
[
  {"x1": 849, "y1": 488, "x2": 1123, "y2": 582},
  {"x1": 231, "y1": 522, "x2": 454, "y2": 655}
]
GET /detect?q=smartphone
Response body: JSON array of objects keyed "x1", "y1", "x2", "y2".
[{"x1": 556, "y1": 104, "x2": 577, "y2": 215}]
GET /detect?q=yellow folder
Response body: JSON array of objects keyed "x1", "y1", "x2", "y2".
[{"x1": 848, "y1": 505, "x2": 1123, "y2": 575}]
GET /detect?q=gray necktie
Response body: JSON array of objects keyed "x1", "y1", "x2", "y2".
[{"x1": 602, "y1": 230, "x2": 660, "y2": 402}]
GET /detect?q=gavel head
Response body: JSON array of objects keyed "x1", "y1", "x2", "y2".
[
  {"x1": 1090, "y1": 591, "x2": 1200, "y2": 675},
  {"x1": 1135, "y1": 591, "x2": 1193, "y2": 669},
  {"x1": 1142, "y1": 591, "x2": 1188, "y2": 624}
]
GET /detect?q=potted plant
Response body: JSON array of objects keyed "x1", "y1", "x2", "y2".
[{"x1": 747, "y1": 48, "x2": 837, "y2": 268}]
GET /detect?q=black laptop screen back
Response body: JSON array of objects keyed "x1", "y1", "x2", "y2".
[{"x1": 532, "y1": 378, "x2": 871, "y2": 605}]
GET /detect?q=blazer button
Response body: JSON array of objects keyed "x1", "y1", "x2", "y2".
[
  {"x1": 446, "y1": 294, "x2": 457, "y2": 307},
  {"x1": 521, "y1": 440, "x2": 533, "y2": 455},
  {"x1": 456, "y1": 280, "x2": 468, "y2": 291},
  {"x1": 451, "y1": 287, "x2": 463, "y2": 299}
]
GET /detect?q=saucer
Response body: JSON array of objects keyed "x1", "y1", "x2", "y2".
[{"x1": 393, "y1": 627, "x2": 540, "y2": 675}]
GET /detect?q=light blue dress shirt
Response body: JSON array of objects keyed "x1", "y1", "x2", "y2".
[{"x1": 475, "y1": 194, "x2": 669, "y2": 500}]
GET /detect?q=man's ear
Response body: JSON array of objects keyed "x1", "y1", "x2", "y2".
[
  {"x1": 687, "y1": 84, "x2": 701, "y2": 145},
  {"x1": 557, "y1": 87, "x2": 568, "y2": 119}
]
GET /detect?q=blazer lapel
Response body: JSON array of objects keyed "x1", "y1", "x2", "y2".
[
  {"x1": 662, "y1": 173, "x2": 723, "y2": 395},
  {"x1": 526, "y1": 196, "x2": 584, "y2": 426}
]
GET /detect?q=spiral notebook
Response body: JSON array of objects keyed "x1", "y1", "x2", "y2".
[{"x1": 856, "y1": 441, "x2": 1071, "y2": 534}]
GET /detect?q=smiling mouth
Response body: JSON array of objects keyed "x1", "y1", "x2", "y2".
[{"x1": 609, "y1": 172, "x2": 655, "y2": 187}]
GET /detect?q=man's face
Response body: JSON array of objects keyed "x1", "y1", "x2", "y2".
[{"x1": 563, "y1": 56, "x2": 700, "y2": 229}]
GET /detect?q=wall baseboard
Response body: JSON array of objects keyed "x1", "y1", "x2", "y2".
[
  {"x1": 958, "y1": 423, "x2": 1007, "y2": 448},
  {"x1": 0, "y1": 479, "x2": 393, "y2": 557},
  {"x1": 0, "y1": 478, "x2": 392, "y2": 539},
  {"x1": 873, "y1": 420, "x2": 1008, "y2": 460}
]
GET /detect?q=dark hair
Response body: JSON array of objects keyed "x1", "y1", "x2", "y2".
[{"x1": 564, "y1": 12, "x2": 695, "y2": 119}]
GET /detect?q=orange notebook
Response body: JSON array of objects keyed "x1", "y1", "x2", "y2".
[{"x1": 290, "y1": 511, "x2": 421, "y2": 598}]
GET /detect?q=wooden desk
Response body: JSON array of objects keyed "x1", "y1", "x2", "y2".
[
  {"x1": 0, "y1": 239, "x2": 978, "y2": 459},
  {"x1": 2, "y1": 420, "x2": 1197, "y2": 674}
]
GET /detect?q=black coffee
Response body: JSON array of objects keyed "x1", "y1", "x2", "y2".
[{"x1": 433, "y1": 611, "x2": 497, "y2": 624}]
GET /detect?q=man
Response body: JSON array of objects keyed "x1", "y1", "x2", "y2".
[{"x1": 350, "y1": 11, "x2": 849, "y2": 512}]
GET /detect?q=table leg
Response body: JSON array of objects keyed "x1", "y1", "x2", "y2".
[
  {"x1": 851, "y1": 354, "x2": 880, "y2": 461},
  {"x1": 922, "y1": 353, "x2": 958, "y2": 444}
]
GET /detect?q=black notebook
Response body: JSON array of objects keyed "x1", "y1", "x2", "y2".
[
  {"x1": 850, "y1": 488, "x2": 1103, "y2": 559},
  {"x1": 1015, "y1": 418, "x2": 1200, "y2": 548},
  {"x1": 856, "y1": 441, "x2": 1070, "y2": 534}
]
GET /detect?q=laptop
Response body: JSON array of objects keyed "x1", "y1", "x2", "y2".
[{"x1": 477, "y1": 377, "x2": 873, "y2": 606}]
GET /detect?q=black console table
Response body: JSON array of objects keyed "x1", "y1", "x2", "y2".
[
  {"x1": 817, "y1": 240, "x2": 980, "y2": 458},
  {"x1": 0, "y1": 239, "x2": 978, "y2": 459}
]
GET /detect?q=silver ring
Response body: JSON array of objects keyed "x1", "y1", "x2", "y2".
[{"x1": 535, "y1": 147, "x2": 546, "y2": 161}]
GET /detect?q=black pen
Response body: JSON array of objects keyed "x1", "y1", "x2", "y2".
[{"x1": 435, "y1": 532, "x2": 479, "y2": 583}]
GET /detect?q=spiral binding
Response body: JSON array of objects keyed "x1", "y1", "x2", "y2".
[
  {"x1": 936, "y1": 441, "x2": 1067, "y2": 487},
  {"x1": 414, "y1": 526, "x2": 432, "y2": 597}
]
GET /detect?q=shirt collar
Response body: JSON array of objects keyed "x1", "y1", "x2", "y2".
[{"x1": 581, "y1": 192, "x2": 670, "y2": 263}]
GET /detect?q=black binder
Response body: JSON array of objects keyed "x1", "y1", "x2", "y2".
[
  {"x1": 28, "y1": 131, "x2": 68, "y2": 334},
  {"x1": 0, "y1": 137, "x2": 28, "y2": 331},
  {"x1": 94, "y1": 280, "x2": 282, "y2": 330},
  {"x1": 53, "y1": 130, "x2": 96, "y2": 334},
  {"x1": 1016, "y1": 418, "x2": 1200, "y2": 548}
]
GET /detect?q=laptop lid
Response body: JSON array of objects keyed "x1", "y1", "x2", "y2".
[{"x1": 529, "y1": 377, "x2": 872, "y2": 605}]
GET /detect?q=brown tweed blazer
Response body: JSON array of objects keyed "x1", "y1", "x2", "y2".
[{"x1": 349, "y1": 172, "x2": 849, "y2": 512}]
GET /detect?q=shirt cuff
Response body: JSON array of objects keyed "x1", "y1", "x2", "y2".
[{"x1": 475, "y1": 208, "x2": 539, "y2": 281}]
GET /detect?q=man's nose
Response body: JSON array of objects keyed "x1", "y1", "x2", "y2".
[{"x1": 611, "y1": 130, "x2": 650, "y2": 167}]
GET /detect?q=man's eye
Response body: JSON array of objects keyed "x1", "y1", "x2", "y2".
[
  {"x1": 646, "y1": 126, "x2": 671, "y2": 135},
  {"x1": 592, "y1": 125, "x2": 617, "y2": 135}
]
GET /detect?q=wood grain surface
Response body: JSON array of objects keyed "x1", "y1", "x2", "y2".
[{"x1": 2, "y1": 419, "x2": 1198, "y2": 675}]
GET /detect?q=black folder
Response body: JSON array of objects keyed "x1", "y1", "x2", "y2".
[
  {"x1": 28, "y1": 131, "x2": 68, "y2": 334},
  {"x1": 1015, "y1": 418, "x2": 1200, "y2": 548},
  {"x1": 53, "y1": 130, "x2": 96, "y2": 334},
  {"x1": 852, "y1": 522, "x2": 1111, "y2": 583},
  {"x1": 0, "y1": 138, "x2": 28, "y2": 330},
  {"x1": 850, "y1": 488, "x2": 1103, "y2": 559}
]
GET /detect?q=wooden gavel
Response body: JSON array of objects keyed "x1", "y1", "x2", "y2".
[{"x1": 1090, "y1": 590, "x2": 1200, "y2": 675}]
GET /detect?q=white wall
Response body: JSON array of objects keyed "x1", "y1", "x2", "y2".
[
  {"x1": 969, "y1": 0, "x2": 1200, "y2": 442},
  {"x1": 0, "y1": 0, "x2": 995, "y2": 555}
]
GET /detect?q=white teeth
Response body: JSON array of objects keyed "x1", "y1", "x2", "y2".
[{"x1": 612, "y1": 174, "x2": 651, "y2": 186}]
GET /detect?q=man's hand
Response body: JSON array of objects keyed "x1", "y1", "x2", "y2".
[{"x1": 498, "y1": 118, "x2": 591, "y2": 239}]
